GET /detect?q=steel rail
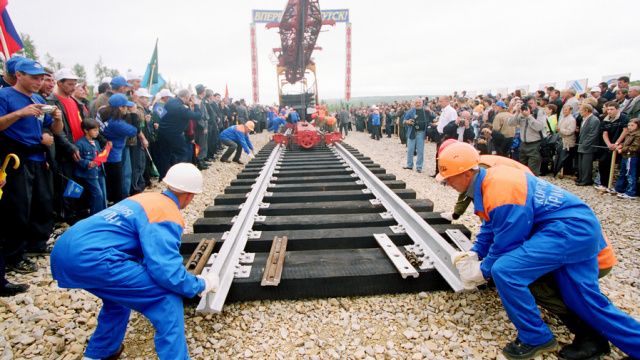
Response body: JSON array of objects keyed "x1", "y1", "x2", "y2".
[
  {"x1": 197, "y1": 143, "x2": 284, "y2": 313},
  {"x1": 332, "y1": 143, "x2": 465, "y2": 292}
]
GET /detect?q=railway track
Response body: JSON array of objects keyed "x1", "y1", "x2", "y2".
[{"x1": 179, "y1": 141, "x2": 473, "y2": 313}]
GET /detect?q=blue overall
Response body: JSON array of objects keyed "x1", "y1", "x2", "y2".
[
  {"x1": 51, "y1": 191, "x2": 205, "y2": 360},
  {"x1": 470, "y1": 166, "x2": 640, "y2": 356}
]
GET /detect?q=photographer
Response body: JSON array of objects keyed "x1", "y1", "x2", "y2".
[
  {"x1": 477, "y1": 123, "x2": 508, "y2": 156},
  {"x1": 507, "y1": 96, "x2": 546, "y2": 175},
  {"x1": 402, "y1": 98, "x2": 434, "y2": 172},
  {"x1": 449, "y1": 110, "x2": 475, "y2": 143}
]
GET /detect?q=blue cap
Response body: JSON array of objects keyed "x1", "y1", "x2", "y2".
[
  {"x1": 5, "y1": 56, "x2": 26, "y2": 74},
  {"x1": 15, "y1": 59, "x2": 48, "y2": 76},
  {"x1": 495, "y1": 101, "x2": 508, "y2": 109},
  {"x1": 109, "y1": 93, "x2": 135, "y2": 108},
  {"x1": 110, "y1": 76, "x2": 132, "y2": 88}
]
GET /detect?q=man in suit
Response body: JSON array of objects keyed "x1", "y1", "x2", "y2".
[
  {"x1": 576, "y1": 104, "x2": 601, "y2": 186},
  {"x1": 622, "y1": 86, "x2": 640, "y2": 119}
]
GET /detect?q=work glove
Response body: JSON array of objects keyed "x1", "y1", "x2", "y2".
[
  {"x1": 451, "y1": 251, "x2": 478, "y2": 266},
  {"x1": 440, "y1": 212, "x2": 454, "y2": 221},
  {"x1": 197, "y1": 271, "x2": 220, "y2": 297},
  {"x1": 454, "y1": 255, "x2": 486, "y2": 290},
  {"x1": 248, "y1": 153, "x2": 255, "y2": 159}
]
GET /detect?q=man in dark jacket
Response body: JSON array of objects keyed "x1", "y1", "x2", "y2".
[
  {"x1": 155, "y1": 89, "x2": 202, "y2": 180},
  {"x1": 594, "y1": 102, "x2": 629, "y2": 190},
  {"x1": 477, "y1": 123, "x2": 508, "y2": 156}
]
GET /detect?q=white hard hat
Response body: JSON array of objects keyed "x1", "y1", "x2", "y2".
[{"x1": 163, "y1": 163, "x2": 203, "y2": 194}]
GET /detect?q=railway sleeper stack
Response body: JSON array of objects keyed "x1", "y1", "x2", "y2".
[{"x1": 180, "y1": 142, "x2": 473, "y2": 310}]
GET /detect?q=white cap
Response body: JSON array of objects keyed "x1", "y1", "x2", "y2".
[
  {"x1": 126, "y1": 71, "x2": 142, "y2": 81},
  {"x1": 136, "y1": 88, "x2": 152, "y2": 98},
  {"x1": 590, "y1": 87, "x2": 601, "y2": 92},
  {"x1": 158, "y1": 89, "x2": 174, "y2": 98},
  {"x1": 101, "y1": 76, "x2": 112, "y2": 84},
  {"x1": 54, "y1": 68, "x2": 78, "y2": 81}
]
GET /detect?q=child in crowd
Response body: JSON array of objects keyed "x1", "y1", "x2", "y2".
[
  {"x1": 613, "y1": 118, "x2": 640, "y2": 199},
  {"x1": 510, "y1": 129, "x2": 522, "y2": 161},
  {"x1": 73, "y1": 118, "x2": 107, "y2": 214}
]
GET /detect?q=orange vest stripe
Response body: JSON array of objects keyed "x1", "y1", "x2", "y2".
[{"x1": 130, "y1": 193, "x2": 185, "y2": 228}]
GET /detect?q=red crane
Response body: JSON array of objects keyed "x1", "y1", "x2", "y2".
[{"x1": 267, "y1": 0, "x2": 335, "y2": 84}]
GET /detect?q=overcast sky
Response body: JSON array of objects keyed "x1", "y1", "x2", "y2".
[{"x1": 8, "y1": 0, "x2": 640, "y2": 103}]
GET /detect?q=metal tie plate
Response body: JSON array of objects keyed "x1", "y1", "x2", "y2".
[
  {"x1": 374, "y1": 234, "x2": 419, "y2": 278},
  {"x1": 445, "y1": 229, "x2": 474, "y2": 251}
]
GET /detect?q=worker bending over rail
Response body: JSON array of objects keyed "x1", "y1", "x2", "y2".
[
  {"x1": 51, "y1": 163, "x2": 219, "y2": 360},
  {"x1": 438, "y1": 142, "x2": 640, "y2": 360}
]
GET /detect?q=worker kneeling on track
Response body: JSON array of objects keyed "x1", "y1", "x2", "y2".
[
  {"x1": 438, "y1": 142, "x2": 640, "y2": 360},
  {"x1": 51, "y1": 163, "x2": 220, "y2": 360}
]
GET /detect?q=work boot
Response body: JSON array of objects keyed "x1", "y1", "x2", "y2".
[
  {"x1": 233, "y1": 159, "x2": 244, "y2": 165},
  {"x1": 7, "y1": 259, "x2": 38, "y2": 273},
  {"x1": 558, "y1": 312, "x2": 610, "y2": 360},
  {"x1": 101, "y1": 344, "x2": 124, "y2": 360},
  {"x1": 502, "y1": 337, "x2": 557, "y2": 360},
  {"x1": 0, "y1": 282, "x2": 29, "y2": 297}
]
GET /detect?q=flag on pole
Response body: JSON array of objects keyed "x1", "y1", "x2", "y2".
[
  {"x1": 93, "y1": 145, "x2": 112, "y2": 166},
  {"x1": 225, "y1": 83, "x2": 229, "y2": 99},
  {"x1": 0, "y1": 0, "x2": 24, "y2": 60},
  {"x1": 142, "y1": 39, "x2": 165, "y2": 95},
  {"x1": 63, "y1": 180, "x2": 84, "y2": 198}
]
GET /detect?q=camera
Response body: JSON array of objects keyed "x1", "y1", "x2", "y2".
[
  {"x1": 41, "y1": 105, "x2": 56, "y2": 114},
  {"x1": 520, "y1": 104, "x2": 530, "y2": 112}
]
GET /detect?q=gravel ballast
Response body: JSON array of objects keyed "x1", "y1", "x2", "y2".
[{"x1": 1, "y1": 130, "x2": 638, "y2": 360}]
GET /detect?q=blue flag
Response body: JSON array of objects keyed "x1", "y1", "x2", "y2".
[
  {"x1": 63, "y1": 180, "x2": 84, "y2": 198},
  {"x1": 153, "y1": 102, "x2": 167, "y2": 118}
]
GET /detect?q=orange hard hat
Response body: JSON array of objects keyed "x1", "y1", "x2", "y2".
[
  {"x1": 435, "y1": 142, "x2": 480, "y2": 182},
  {"x1": 438, "y1": 139, "x2": 459, "y2": 158},
  {"x1": 322, "y1": 104, "x2": 326, "y2": 109},
  {"x1": 326, "y1": 117, "x2": 336, "y2": 126}
]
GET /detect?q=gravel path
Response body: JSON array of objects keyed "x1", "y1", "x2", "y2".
[{"x1": 1, "y1": 131, "x2": 638, "y2": 360}]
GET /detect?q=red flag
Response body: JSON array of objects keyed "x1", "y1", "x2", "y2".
[
  {"x1": 0, "y1": 1, "x2": 24, "y2": 60},
  {"x1": 194, "y1": 144, "x2": 200, "y2": 158},
  {"x1": 225, "y1": 83, "x2": 229, "y2": 99},
  {"x1": 93, "y1": 145, "x2": 112, "y2": 166}
]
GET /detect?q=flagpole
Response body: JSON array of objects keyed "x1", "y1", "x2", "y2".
[
  {"x1": 148, "y1": 64, "x2": 155, "y2": 91},
  {"x1": 148, "y1": 38, "x2": 158, "y2": 91}
]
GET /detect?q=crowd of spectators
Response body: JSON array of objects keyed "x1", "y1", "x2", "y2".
[
  {"x1": 343, "y1": 77, "x2": 639, "y2": 202},
  {"x1": 0, "y1": 55, "x2": 277, "y2": 293}
]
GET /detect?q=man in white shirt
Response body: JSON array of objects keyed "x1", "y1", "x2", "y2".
[{"x1": 431, "y1": 96, "x2": 458, "y2": 177}]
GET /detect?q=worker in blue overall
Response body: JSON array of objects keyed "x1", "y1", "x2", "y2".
[
  {"x1": 51, "y1": 163, "x2": 219, "y2": 360},
  {"x1": 438, "y1": 142, "x2": 640, "y2": 360}
]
